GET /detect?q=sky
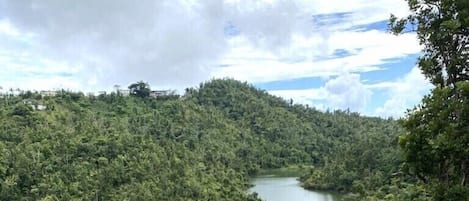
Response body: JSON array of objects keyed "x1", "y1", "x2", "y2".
[{"x1": 0, "y1": 0, "x2": 433, "y2": 118}]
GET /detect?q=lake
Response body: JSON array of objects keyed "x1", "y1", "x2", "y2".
[{"x1": 250, "y1": 177, "x2": 339, "y2": 201}]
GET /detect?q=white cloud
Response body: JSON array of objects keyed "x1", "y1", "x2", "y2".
[
  {"x1": 0, "y1": 76, "x2": 81, "y2": 92},
  {"x1": 325, "y1": 73, "x2": 372, "y2": 111},
  {"x1": 213, "y1": 30, "x2": 420, "y2": 83},
  {"x1": 269, "y1": 88, "x2": 327, "y2": 106},
  {"x1": 0, "y1": 0, "x2": 428, "y2": 117},
  {"x1": 0, "y1": 0, "x2": 415, "y2": 91},
  {"x1": 225, "y1": 0, "x2": 305, "y2": 50},
  {"x1": 374, "y1": 66, "x2": 432, "y2": 118},
  {"x1": 303, "y1": 0, "x2": 408, "y2": 15},
  {"x1": 211, "y1": 0, "x2": 418, "y2": 84},
  {"x1": 0, "y1": 20, "x2": 19, "y2": 36},
  {"x1": 270, "y1": 73, "x2": 372, "y2": 112},
  {"x1": 268, "y1": 67, "x2": 432, "y2": 118},
  {"x1": 0, "y1": 0, "x2": 228, "y2": 90},
  {"x1": 0, "y1": 23, "x2": 84, "y2": 91}
]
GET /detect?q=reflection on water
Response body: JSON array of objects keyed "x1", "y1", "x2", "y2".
[{"x1": 250, "y1": 177, "x2": 338, "y2": 201}]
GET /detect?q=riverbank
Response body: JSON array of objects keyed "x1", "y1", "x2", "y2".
[{"x1": 255, "y1": 165, "x2": 310, "y2": 177}]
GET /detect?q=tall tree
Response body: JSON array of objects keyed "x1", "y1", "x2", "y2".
[
  {"x1": 128, "y1": 81, "x2": 151, "y2": 98},
  {"x1": 390, "y1": 0, "x2": 469, "y2": 200}
]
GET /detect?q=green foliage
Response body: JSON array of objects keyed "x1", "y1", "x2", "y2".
[
  {"x1": 390, "y1": 0, "x2": 468, "y2": 87},
  {"x1": 300, "y1": 117, "x2": 404, "y2": 195},
  {"x1": 11, "y1": 103, "x2": 33, "y2": 116},
  {"x1": 0, "y1": 89, "x2": 261, "y2": 200},
  {"x1": 390, "y1": 0, "x2": 469, "y2": 200},
  {"x1": 399, "y1": 82, "x2": 469, "y2": 200},
  {"x1": 128, "y1": 81, "x2": 151, "y2": 98},
  {"x1": 1, "y1": 79, "x2": 405, "y2": 200}
]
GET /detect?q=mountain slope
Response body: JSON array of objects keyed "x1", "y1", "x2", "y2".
[{"x1": 0, "y1": 79, "x2": 403, "y2": 200}]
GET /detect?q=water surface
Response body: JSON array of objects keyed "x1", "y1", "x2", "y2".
[{"x1": 250, "y1": 177, "x2": 339, "y2": 201}]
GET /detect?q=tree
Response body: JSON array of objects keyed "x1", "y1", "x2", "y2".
[
  {"x1": 128, "y1": 81, "x2": 151, "y2": 98},
  {"x1": 390, "y1": 0, "x2": 469, "y2": 200},
  {"x1": 11, "y1": 103, "x2": 33, "y2": 116}
]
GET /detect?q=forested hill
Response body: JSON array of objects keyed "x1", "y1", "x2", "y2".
[{"x1": 0, "y1": 78, "x2": 402, "y2": 200}]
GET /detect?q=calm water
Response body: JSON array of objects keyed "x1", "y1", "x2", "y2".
[{"x1": 250, "y1": 177, "x2": 339, "y2": 201}]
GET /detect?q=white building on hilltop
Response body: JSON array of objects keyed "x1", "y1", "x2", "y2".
[
  {"x1": 40, "y1": 90, "x2": 58, "y2": 97},
  {"x1": 150, "y1": 90, "x2": 175, "y2": 98}
]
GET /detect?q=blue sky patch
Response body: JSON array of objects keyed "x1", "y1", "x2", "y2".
[
  {"x1": 364, "y1": 90, "x2": 388, "y2": 114},
  {"x1": 255, "y1": 77, "x2": 325, "y2": 90},
  {"x1": 224, "y1": 22, "x2": 240, "y2": 37},
  {"x1": 331, "y1": 49, "x2": 357, "y2": 58},
  {"x1": 310, "y1": 12, "x2": 353, "y2": 28},
  {"x1": 361, "y1": 54, "x2": 419, "y2": 83},
  {"x1": 349, "y1": 20, "x2": 389, "y2": 31}
]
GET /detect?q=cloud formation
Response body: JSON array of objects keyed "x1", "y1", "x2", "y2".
[
  {"x1": 213, "y1": 30, "x2": 419, "y2": 83},
  {"x1": 270, "y1": 73, "x2": 372, "y2": 113},
  {"x1": 0, "y1": 0, "x2": 413, "y2": 89},
  {"x1": 0, "y1": 0, "x2": 429, "y2": 117},
  {"x1": 373, "y1": 66, "x2": 432, "y2": 118},
  {"x1": 270, "y1": 66, "x2": 432, "y2": 117},
  {"x1": 1, "y1": 0, "x2": 228, "y2": 90},
  {"x1": 325, "y1": 74, "x2": 372, "y2": 111}
]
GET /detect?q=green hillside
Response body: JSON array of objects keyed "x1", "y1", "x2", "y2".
[{"x1": 0, "y1": 79, "x2": 408, "y2": 200}]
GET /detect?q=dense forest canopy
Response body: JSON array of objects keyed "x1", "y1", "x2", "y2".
[
  {"x1": 0, "y1": 1, "x2": 467, "y2": 200},
  {"x1": 389, "y1": 0, "x2": 469, "y2": 200},
  {"x1": 1, "y1": 79, "x2": 404, "y2": 200}
]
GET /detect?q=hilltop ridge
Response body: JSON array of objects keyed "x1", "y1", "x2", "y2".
[{"x1": 0, "y1": 78, "x2": 402, "y2": 200}]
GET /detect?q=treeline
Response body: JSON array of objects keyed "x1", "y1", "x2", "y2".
[
  {"x1": 190, "y1": 79, "x2": 414, "y2": 200},
  {"x1": 0, "y1": 85, "x2": 260, "y2": 201},
  {"x1": 2, "y1": 0, "x2": 467, "y2": 200},
  {"x1": 1, "y1": 78, "x2": 407, "y2": 200}
]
